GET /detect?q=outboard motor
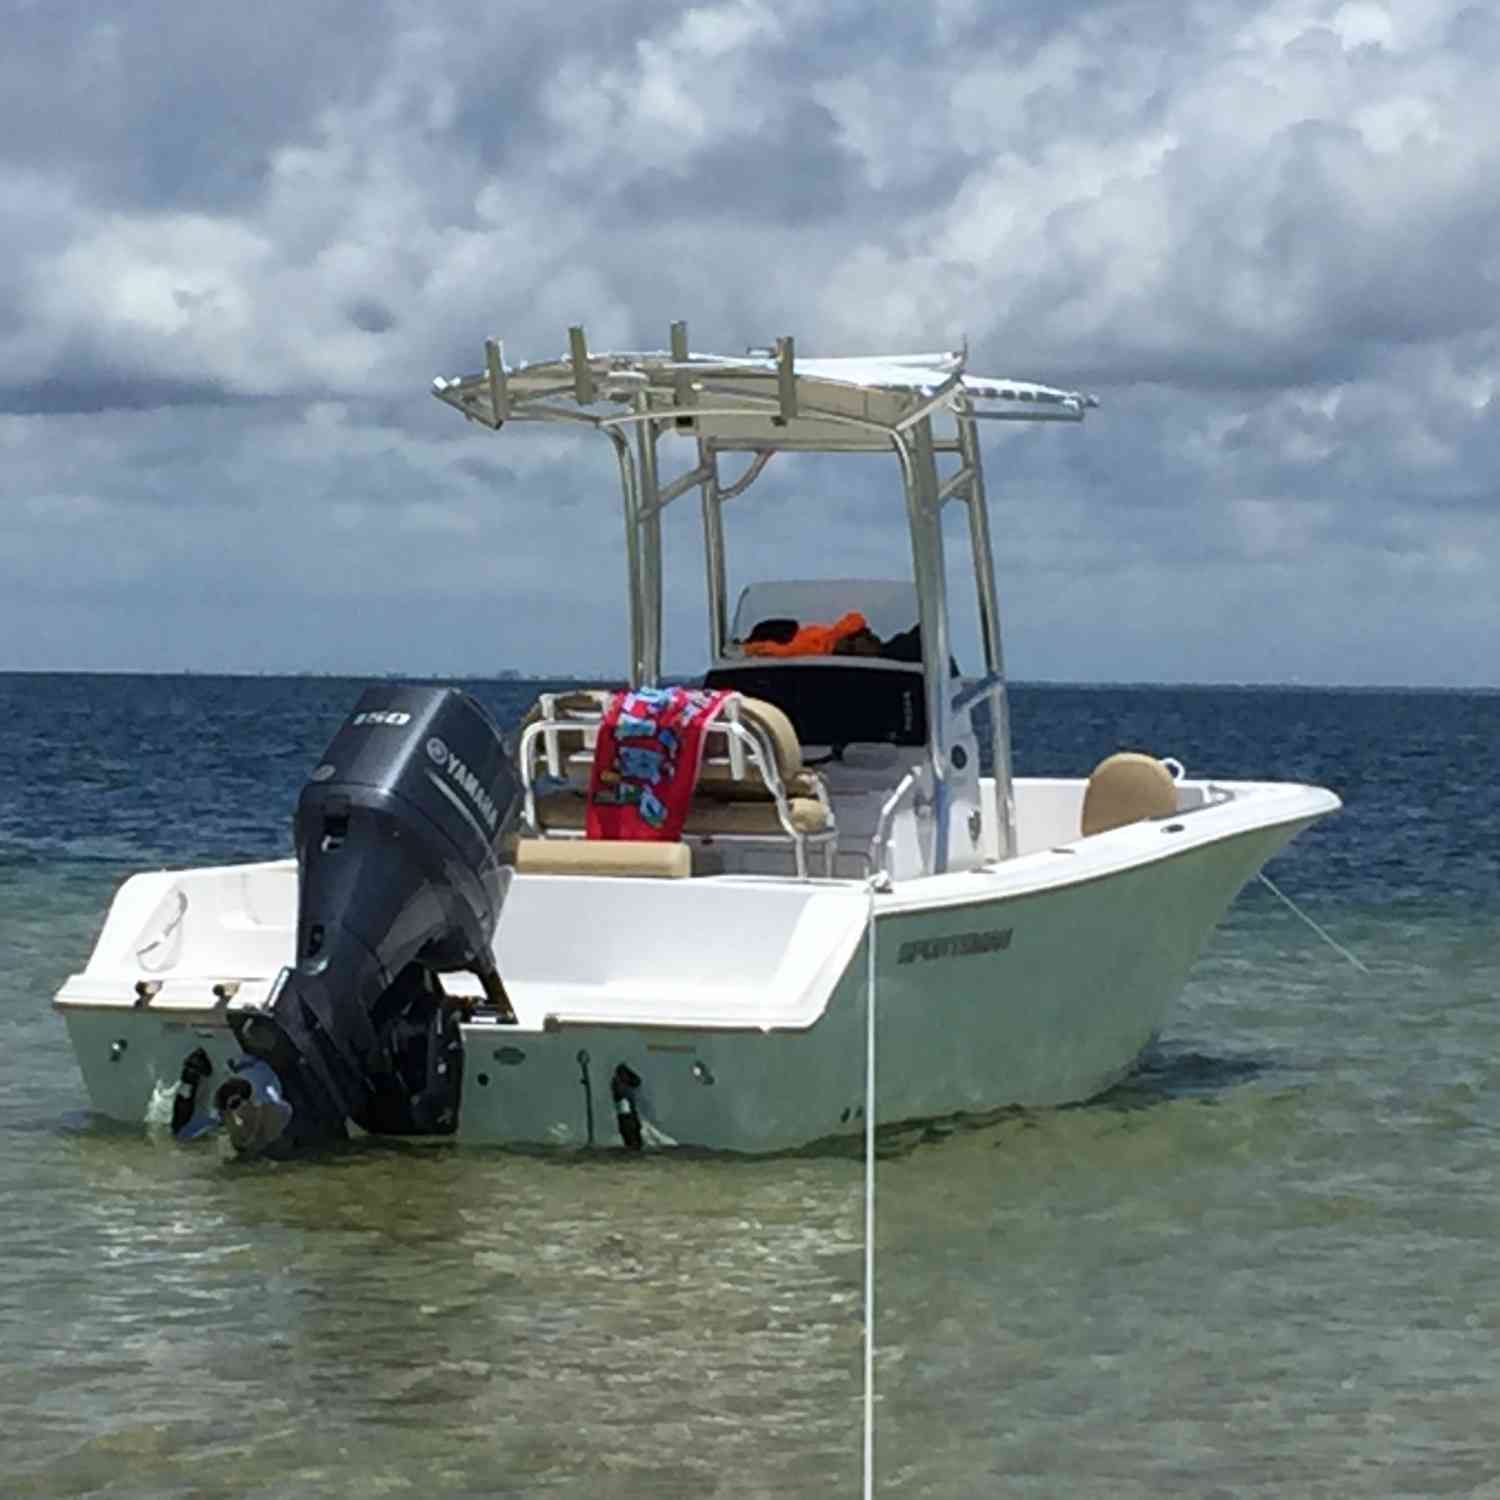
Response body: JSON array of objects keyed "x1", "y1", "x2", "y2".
[{"x1": 220, "y1": 684, "x2": 520, "y2": 1157}]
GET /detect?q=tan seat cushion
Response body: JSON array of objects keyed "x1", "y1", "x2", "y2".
[
  {"x1": 695, "y1": 768, "x2": 825, "y2": 803},
  {"x1": 684, "y1": 797, "x2": 831, "y2": 836},
  {"x1": 515, "y1": 837, "x2": 691, "y2": 878},
  {"x1": 728, "y1": 696, "x2": 804, "y2": 781},
  {"x1": 516, "y1": 689, "x2": 616, "y2": 770},
  {"x1": 1080, "y1": 752, "x2": 1178, "y2": 836},
  {"x1": 534, "y1": 791, "x2": 831, "y2": 837},
  {"x1": 548, "y1": 754, "x2": 823, "y2": 802}
]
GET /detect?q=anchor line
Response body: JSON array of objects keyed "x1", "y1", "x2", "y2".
[
  {"x1": 577, "y1": 1049, "x2": 595, "y2": 1146},
  {"x1": 1257, "y1": 872, "x2": 1370, "y2": 975},
  {"x1": 862, "y1": 882, "x2": 878, "y2": 1500}
]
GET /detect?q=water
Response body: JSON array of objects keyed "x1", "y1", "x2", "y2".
[{"x1": 2, "y1": 673, "x2": 1497, "y2": 1497}]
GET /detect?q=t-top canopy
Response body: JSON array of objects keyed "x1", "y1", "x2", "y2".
[{"x1": 432, "y1": 325, "x2": 1096, "y2": 451}]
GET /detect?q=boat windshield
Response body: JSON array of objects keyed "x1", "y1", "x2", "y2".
[{"x1": 727, "y1": 580, "x2": 919, "y2": 656}]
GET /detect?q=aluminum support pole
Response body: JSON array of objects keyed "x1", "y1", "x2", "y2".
[
  {"x1": 901, "y1": 417, "x2": 952, "y2": 875},
  {"x1": 699, "y1": 441, "x2": 729, "y2": 661},
  {"x1": 608, "y1": 430, "x2": 646, "y2": 687},
  {"x1": 955, "y1": 404, "x2": 1017, "y2": 860},
  {"x1": 634, "y1": 405, "x2": 664, "y2": 684}
]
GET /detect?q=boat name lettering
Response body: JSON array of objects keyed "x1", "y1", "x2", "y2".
[{"x1": 897, "y1": 928, "x2": 1013, "y2": 964}]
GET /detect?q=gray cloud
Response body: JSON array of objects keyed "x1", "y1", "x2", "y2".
[
  {"x1": 0, "y1": 1, "x2": 385, "y2": 213},
  {"x1": 1, "y1": 0, "x2": 1496, "y2": 684}
]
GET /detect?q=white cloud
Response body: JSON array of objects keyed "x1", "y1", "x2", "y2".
[{"x1": 0, "y1": 0, "x2": 1496, "y2": 683}]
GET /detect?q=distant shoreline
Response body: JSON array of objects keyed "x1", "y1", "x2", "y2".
[{"x1": 0, "y1": 668, "x2": 1493, "y2": 695}]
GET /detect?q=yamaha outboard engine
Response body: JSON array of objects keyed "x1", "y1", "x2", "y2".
[{"x1": 220, "y1": 684, "x2": 520, "y2": 1157}]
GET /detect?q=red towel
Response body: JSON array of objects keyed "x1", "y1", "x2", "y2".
[{"x1": 586, "y1": 687, "x2": 731, "y2": 841}]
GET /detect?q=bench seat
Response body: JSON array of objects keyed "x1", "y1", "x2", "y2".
[{"x1": 516, "y1": 689, "x2": 837, "y2": 876}]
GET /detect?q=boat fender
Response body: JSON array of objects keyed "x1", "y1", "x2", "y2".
[
  {"x1": 170, "y1": 1048, "x2": 213, "y2": 1137},
  {"x1": 611, "y1": 1063, "x2": 643, "y2": 1151}
]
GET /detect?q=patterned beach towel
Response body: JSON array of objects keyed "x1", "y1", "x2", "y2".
[{"x1": 585, "y1": 686, "x2": 732, "y2": 841}]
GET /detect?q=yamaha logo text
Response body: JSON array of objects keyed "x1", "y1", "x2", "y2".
[{"x1": 427, "y1": 741, "x2": 501, "y2": 831}]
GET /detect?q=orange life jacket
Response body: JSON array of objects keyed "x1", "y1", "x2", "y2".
[{"x1": 743, "y1": 611, "x2": 870, "y2": 658}]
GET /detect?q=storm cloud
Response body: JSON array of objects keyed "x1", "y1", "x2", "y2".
[{"x1": 2, "y1": 0, "x2": 1496, "y2": 684}]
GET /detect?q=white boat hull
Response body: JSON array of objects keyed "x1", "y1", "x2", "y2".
[{"x1": 54, "y1": 777, "x2": 1337, "y2": 1154}]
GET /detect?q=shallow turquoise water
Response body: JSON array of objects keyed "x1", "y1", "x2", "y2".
[{"x1": 2, "y1": 676, "x2": 1496, "y2": 1496}]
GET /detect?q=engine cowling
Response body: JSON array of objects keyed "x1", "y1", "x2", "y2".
[{"x1": 221, "y1": 684, "x2": 520, "y2": 1155}]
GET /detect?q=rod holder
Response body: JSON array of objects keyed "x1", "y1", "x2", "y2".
[
  {"x1": 775, "y1": 336, "x2": 797, "y2": 422},
  {"x1": 484, "y1": 338, "x2": 509, "y2": 427},
  {"x1": 568, "y1": 325, "x2": 595, "y2": 405},
  {"x1": 669, "y1": 320, "x2": 692, "y2": 407}
]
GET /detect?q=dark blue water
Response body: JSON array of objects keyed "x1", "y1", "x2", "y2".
[
  {"x1": 5, "y1": 673, "x2": 1493, "y2": 899},
  {"x1": 2, "y1": 674, "x2": 1497, "y2": 1496}
]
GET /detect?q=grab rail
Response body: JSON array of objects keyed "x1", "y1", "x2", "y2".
[
  {"x1": 517, "y1": 701, "x2": 785, "y2": 831},
  {"x1": 950, "y1": 671, "x2": 1004, "y2": 717},
  {"x1": 866, "y1": 767, "x2": 922, "y2": 884}
]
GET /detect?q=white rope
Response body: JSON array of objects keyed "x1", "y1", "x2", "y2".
[
  {"x1": 1257, "y1": 872, "x2": 1370, "y2": 975},
  {"x1": 862, "y1": 883, "x2": 878, "y2": 1500}
]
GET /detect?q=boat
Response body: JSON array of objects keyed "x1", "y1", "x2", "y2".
[{"x1": 52, "y1": 326, "x2": 1341, "y2": 1156}]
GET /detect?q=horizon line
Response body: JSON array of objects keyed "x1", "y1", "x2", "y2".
[{"x1": 0, "y1": 667, "x2": 1495, "y2": 694}]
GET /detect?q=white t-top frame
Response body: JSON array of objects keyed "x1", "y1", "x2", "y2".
[{"x1": 432, "y1": 324, "x2": 1094, "y2": 870}]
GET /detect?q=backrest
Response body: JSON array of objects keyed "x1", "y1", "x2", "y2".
[
  {"x1": 697, "y1": 696, "x2": 804, "y2": 797},
  {"x1": 1080, "y1": 752, "x2": 1178, "y2": 836},
  {"x1": 516, "y1": 689, "x2": 613, "y2": 780}
]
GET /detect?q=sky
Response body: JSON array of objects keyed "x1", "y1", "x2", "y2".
[{"x1": 2, "y1": 0, "x2": 1496, "y2": 687}]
